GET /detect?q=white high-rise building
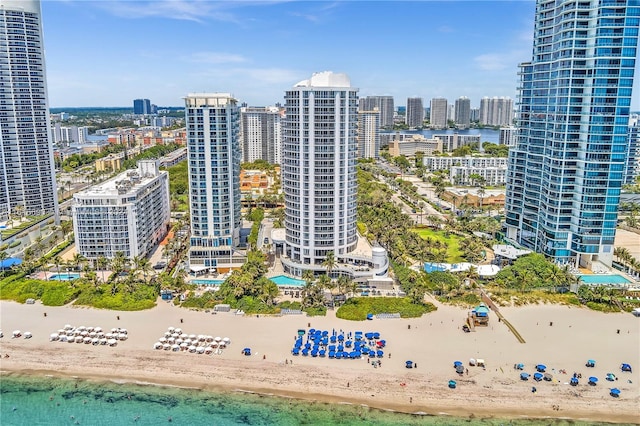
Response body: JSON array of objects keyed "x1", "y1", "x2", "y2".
[
  {"x1": 185, "y1": 93, "x2": 243, "y2": 273},
  {"x1": 0, "y1": 0, "x2": 58, "y2": 221},
  {"x1": 358, "y1": 109, "x2": 380, "y2": 159},
  {"x1": 479, "y1": 96, "x2": 513, "y2": 126},
  {"x1": 279, "y1": 72, "x2": 388, "y2": 281},
  {"x1": 240, "y1": 106, "x2": 282, "y2": 164},
  {"x1": 454, "y1": 97, "x2": 471, "y2": 128},
  {"x1": 430, "y1": 97, "x2": 448, "y2": 129},
  {"x1": 499, "y1": 127, "x2": 518, "y2": 147},
  {"x1": 72, "y1": 160, "x2": 170, "y2": 260},
  {"x1": 359, "y1": 96, "x2": 394, "y2": 128},
  {"x1": 405, "y1": 97, "x2": 424, "y2": 128}
]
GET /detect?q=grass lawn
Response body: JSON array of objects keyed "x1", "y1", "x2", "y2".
[{"x1": 411, "y1": 227, "x2": 465, "y2": 263}]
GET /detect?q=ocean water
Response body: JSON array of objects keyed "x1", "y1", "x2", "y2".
[{"x1": 0, "y1": 374, "x2": 624, "y2": 426}]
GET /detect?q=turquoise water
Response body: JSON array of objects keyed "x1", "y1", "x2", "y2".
[
  {"x1": 270, "y1": 275, "x2": 306, "y2": 287},
  {"x1": 578, "y1": 275, "x2": 630, "y2": 285},
  {"x1": 191, "y1": 279, "x2": 224, "y2": 286},
  {"x1": 0, "y1": 374, "x2": 622, "y2": 426},
  {"x1": 49, "y1": 273, "x2": 81, "y2": 281}
]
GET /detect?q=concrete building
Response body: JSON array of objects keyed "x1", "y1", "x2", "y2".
[
  {"x1": 185, "y1": 93, "x2": 244, "y2": 273},
  {"x1": 0, "y1": 0, "x2": 58, "y2": 221},
  {"x1": 429, "y1": 97, "x2": 448, "y2": 129},
  {"x1": 357, "y1": 109, "x2": 380, "y2": 159},
  {"x1": 405, "y1": 97, "x2": 424, "y2": 128},
  {"x1": 359, "y1": 96, "x2": 394, "y2": 128},
  {"x1": 454, "y1": 97, "x2": 471, "y2": 128},
  {"x1": 499, "y1": 127, "x2": 518, "y2": 147},
  {"x1": 432, "y1": 134, "x2": 480, "y2": 152},
  {"x1": 505, "y1": 0, "x2": 639, "y2": 269},
  {"x1": 52, "y1": 124, "x2": 89, "y2": 145},
  {"x1": 424, "y1": 156, "x2": 508, "y2": 171},
  {"x1": 133, "y1": 99, "x2": 151, "y2": 115},
  {"x1": 240, "y1": 106, "x2": 282, "y2": 164},
  {"x1": 388, "y1": 135, "x2": 442, "y2": 157},
  {"x1": 72, "y1": 160, "x2": 170, "y2": 260},
  {"x1": 450, "y1": 166, "x2": 507, "y2": 186},
  {"x1": 479, "y1": 96, "x2": 513, "y2": 126},
  {"x1": 624, "y1": 114, "x2": 639, "y2": 185},
  {"x1": 280, "y1": 71, "x2": 388, "y2": 282}
]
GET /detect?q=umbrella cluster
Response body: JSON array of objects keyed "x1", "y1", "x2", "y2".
[
  {"x1": 11, "y1": 330, "x2": 32, "y2": 339},
  {"x1": 49, "y1": 324, "x2": 124, "y2": 347},
  {"x1": 153, "y1": 327, "x2": 230, "y2": 355},
  {"x1": 291, "y1": 329, "x2": 386, "y2": 359}
]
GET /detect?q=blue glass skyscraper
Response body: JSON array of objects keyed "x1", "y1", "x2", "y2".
[{"x1": 505, "y1": 0, "x2": 639, "y2": 269}]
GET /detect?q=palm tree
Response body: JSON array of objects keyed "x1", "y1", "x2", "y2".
[
  {"x1": 111, "y1": 251, "x2": 128, "y2": 279},
  {"x1": 0, "y1": 251, "x2": 7, "y2": 277},
  {"x1": 133, "y1": 255, "x2": 152, "y2": 283},
  {"x1": 322, "y1": 251, "x2": 337, "y2": 278},
  {"x1": 96, "y1": 256, "x2": 109, "y2": 283},
  {"x1": 60, "y1": 221, "x2": 73, "y2": 240},
  {"x1": 71, "y1": 253, "x2": 86, "y2": 272},
  {"x1": 52, "y1": 255, "x2": 63, "y2": 277}
]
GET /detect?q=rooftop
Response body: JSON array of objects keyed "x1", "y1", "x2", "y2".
[{"x1": 295, "y1": 71, "x2": 352, "y2": 88}]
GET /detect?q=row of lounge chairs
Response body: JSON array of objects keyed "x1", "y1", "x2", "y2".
[{"x1": 376, "y1": 313, "x2": 401, "y2": 319}]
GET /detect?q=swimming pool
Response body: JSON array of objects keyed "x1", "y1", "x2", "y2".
[
  {"x1": 191, "y1": 279, "x2": 224, "y2": 286},
  {"x1": 578, "y1": 274, "x2": 631, "y2": 285},
  {"x1": 269, "y1": 275, "x2": 306, "y2": 287},
  {"x1": 49, "y1": 273, "x2": 80, "y2": 281}
]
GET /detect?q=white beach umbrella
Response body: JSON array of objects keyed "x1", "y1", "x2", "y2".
[
  {"x1": 175, "y1": 328, "x2": 182, "y2": 335},
  {"x1": 50, "y1": 333, "x2": 59, "y2": 341},
  {"x1": 89, "y1": 331, "x2": 97, "y2": 338},
  {"x1": 188, "y1": 345, "x2": 197, "y2": 353},
  {"x1": 24, "y1": 332, "x2": 32, "y2": 339},
  {"x1": 164, "y1": 331, "x2": 172, "y2": 338},
  {"x1": 73, "y1": 330, "x2": 81, "y2": 336},
  {"x1": 78, "y1": 326, "x2": 86, "y2": 331},
  {"x1": 60, "y1": 335, "x2": 68, "y2": 343},
  {"x1": 183, "y1": 338, "x2": 192, "y2": 345},
  {"x1": 171, "y1": 333, "x2": 180, "y2": 339},
  {"x1": 214, "y1": 336, "x2": 222, "y2": 342},
  {"x1": 154, "y1": 342, "x2": 163, "y2": 350},
  {"x1": 111, "y1": 328, "x2": 118, "y2": 333},
  {"x1": 167, "y1": 337, "x2": 175, "y2": 344},
  {"x1": 57, "y1": 329, "x2": 66, "y2": 335},
  {"x1": 86, "y1": 327, "x2": 94, "y2": 332},
  {"x1": 163, "y1": 343, "x2": 171, "y2": 350},
  {"x1": 92, "y1": 338, "x2": 100, "y2": 345},
  {"x1": 196, "y1": 334, "x2": 204, "y2": 341},
  {"x1": 210, "y1": 341, "x2": 219, "y2": 348},
  {"x1": 64, "y1": 324, "x2": 73, "y2": 330},
  {"x1": 218, "y1": 342, "x2": 226, "y2": 348},
  {"x1": 118, "y1": 333, "x2": 128, "y2": 341},
  {"x1": 108, "y1": 339, "x2": 118, "y2": 346},
  {"x1": 97, "y1": 332, "x2": 105, "y2": 338},
  {"x1": 179, "y1": 342, "x2": 188, "y2": 350},
  {"x1": 76, "y1": 337, "x2": 84, "y2": 343},
  {"x1": 205, "y1": 336, "x2": 213, "y2": 342},
  {"x1": 12, "y1": 330, "x2": 21, "y2": 337},
  {"x1": 168, "y1": 326, "x2": 175, "y2": 332},
  {"x1": 83, "y1": 337, "x2": 91, "y2": 344},
  {"x1": 120, "y1": 328, "x2": 128, "y2": 335},
  {"x1": 204, "y1": 347, "x2": 212, "y2": 354},
  {"x1": 67, "y1": 336, "x2": 75, "y2": 343},
  {"x1": 80, "y1": 331, "x2": 88, "y2": 337},
  {"x1": 188, "y1": 334, "x2": 197, "y2": 340},
  {"x1": 196, "y1": 346, "x2": 205, "y2": 354},
  {"x1": 105, "y1": 333, "x2": 113, "y2": 339},
  {"x1": 159, "y1": 337, "x2": 167, "y2": 343},
  {"x1": 176, "y1": 338, "x2": 184, "y2": 345},
  {"x1": 94, "y1": 327, "x2": 102, "y2": 333},
  {"x1": 171, "y1": 344, "x2": 180, "y2": 352},
  {"x1": 100, "y1": 338, "x2": 108, "y2": 345},
  {"x1": 222, "y1": 337, "x2": 230, "y2": 344}
]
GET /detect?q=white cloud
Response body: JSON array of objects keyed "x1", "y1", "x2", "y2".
[
  {"x1": 188, "y1": 52, "x2": 248, "y2": 64},
  {"x1": 94, "y1": 1, "x2": 240, "y2": 24},
  {"x1": 474, "y1": 50, "x2": 528, "y2": 71}
]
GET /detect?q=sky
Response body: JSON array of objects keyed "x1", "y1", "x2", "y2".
[{"x1": 40, "y1": 1, "x2": 638, "y2": 109}]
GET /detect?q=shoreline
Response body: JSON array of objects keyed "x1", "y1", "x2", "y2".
[{"x1": 1, "y1": 300, "x2": 638, "y2": 424}]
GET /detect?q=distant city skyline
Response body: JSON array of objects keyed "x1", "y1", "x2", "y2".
[{"x1": 37, "y1": 0, "x2": 631, "y2": 110}]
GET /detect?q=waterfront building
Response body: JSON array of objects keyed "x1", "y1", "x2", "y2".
[
  {"x1": 280, "y1": 72, "x2": 388, "y2": 282},
  {"x1": 505, "y1": 0, "x2": 639, "y2": 269},
  {"x1": 0, "y1": 0, "x2": 58, "y2": 221},
  {"x1": 479, "y1": 96, "x2": 513, "y2": 126},
  {"x1": 433, "y1": 133, "x2": 480, "y2": 152},
  {"x1": 499, "y1": 127, "x2": 518, "y2": 147},
  {"x1": 185, "y1": 93, "x2": 244, "y2": 273},
  {"x1": 454, "y1": 97, "x2": 471, "y2": 128},
  {"x1": 424, "y1": 156, "x2": 508, "y2": 171},
  {"x1": 450, "y1": 166, "x2": 507, "y2": 186},
  {"x1": 405, "y1": 97, "x2": 424, "y2": 128},
  {"x1": 357, "y1": 109, "x2": 380, "y2": 159},
  {"x1": 72, "y1": 160, "x2": 170, "y2": 260},
  {"x1": 430, "y1": 97, "x2": 448, "y2": 129},
  {"x1": 388, "y1": 135, "x2": 442, "y2": 157},
  {"x1": 133, "y1": 99, "x2": 151, "y2": 115},
  {"x1": 359, "y1": 96, "x2": 394, "y2": 128},
  {"x1": 624, "y1": 113, "x2": 639, "y2": 185},
  {"x1": 240, "y1": 106, "x2": 282, "y2": 164}
]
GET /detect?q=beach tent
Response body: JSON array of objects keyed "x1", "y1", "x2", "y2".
[
  {"x1": 535, "y1": 364, "x2": 546, "y2": 372},
  {"x1": 621, "y1": 363, "x2": 632, "y2": 372},
  {"x1": 533, "y1": 373, "x2": 543, "y2": 382},
  {"x1": 610, "y1": 388, "x2": 621, "y2": 398},
  {"x1": 586, "y1": 359, "x2": 596, "y2": 367},
  {"x1": 406, "y1": 361, "x2": 414, "y2": 369},
  {"x1": 588, "y1": 376, "x2": 598, "y2": 386},
  {"x1": 570, "y1": 377, "x2": 579, "y2": 386},
  {"x1": 520, "y1": 373, "x2": 530, "y2": 381}
]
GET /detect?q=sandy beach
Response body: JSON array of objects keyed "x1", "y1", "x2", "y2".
[{"x1": 1, "y1": 299, "x2": 638, "y2": 423}]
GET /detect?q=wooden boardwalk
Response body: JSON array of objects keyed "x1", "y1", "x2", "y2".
[{"x1": 480, "y1": 290, "x2": 526, "y2": 344}]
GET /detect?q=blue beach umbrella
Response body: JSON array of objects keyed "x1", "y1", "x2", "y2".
[
  {"x1": 406, "y1": 360, "x2": 414, "y2": 368},
  {"x1": 319, "y1": 349, "x2": 326, "y2": 357},
  {"x1": 520, "y1": 372, "x2": 530, "y2": 381},
  {"x1": 448, "y1": 380, "x2": 457, "y2": 389},
  {"x1": 588, "y1": 376, "x2": 598, "y2": 385},
  {"x1": 610, "y1": 388, "x2": 621, "y2": 397},
  {"x1": 533, "y1": 373, "x2": 543, "y2": 381},
  {"x1": 292, "y1": 348, "x2": 300, "y2": 356},
  {"x1": 586, "y1": 359, "x2": 596, "y2": 367},
  {"x1": 570, "y1": 377, "x2": 579, "y2": 386},
  {"x1": 454, "y1": 361, "x2": 463, "y2": 367},
  {"x1": 621, "y1": 363, "x2": 632, "y2": 372},
  {"x1": 377, "y1": 350, "x2": 383, "y2": 358},
  {"x1": 366, "y1": 313, "x2": 374, "y2": 320},
  {"x1": 535, "y1": 364, "x2": 546, "y2": 372},
  {"x1": 606, "y1": 373, "x2": 616, "y2": 381}
]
